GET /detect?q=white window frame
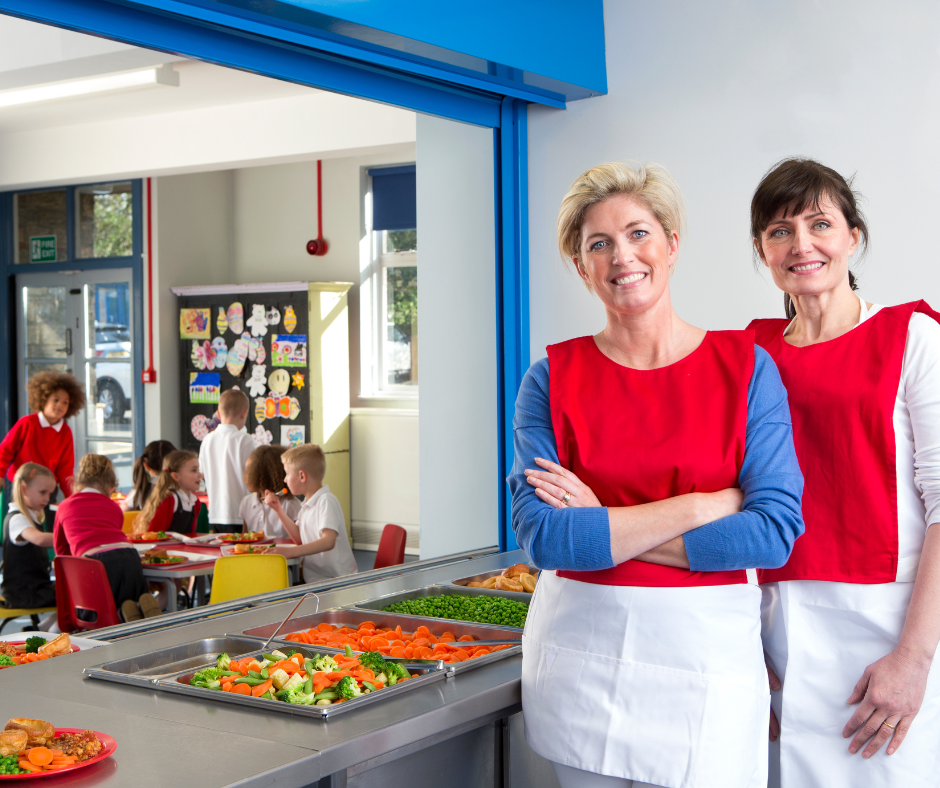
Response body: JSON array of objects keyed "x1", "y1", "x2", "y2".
[{"x1": 360, "y1": 175, "x2": 418, "y2": 399}]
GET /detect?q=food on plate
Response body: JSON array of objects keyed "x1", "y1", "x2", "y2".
[
  {"x1": 130, "y1": 531, "x2": 169, "y2": 542},
  {"x1": 216, "y1": 531, "x2": 264, "y2": 543},
  {"x1": 230, "y1": 543, "x2": 269, "y2": 554},
  {"x1": 49, "y1": 730, "x2": 103, "y2": 762},
  {"x1": 383, "y1": 594, "x2": 528, "y2": 628},
  {"x1": 5, "y1": 719, "x2": 54, "y2": 747},
  {"x1": 283, "y1": 620, "x2": 518, "y2": 664},
  {"x1": 0, "y1": 729, "x2": 27, "y2": 757},
  {"x1": 140, "y1": 548, "x2": 187, "y2": 566},
  {"x1": 0, "y1": 634, "x2": 73, "y2": 668},
  {"x1": 189, "y1": 647, "x2": 417, "y2": 706}
]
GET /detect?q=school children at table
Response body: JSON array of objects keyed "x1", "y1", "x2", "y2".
[
  {"x1": 121, "y1": 440, "x2": 176, "y2": 513},
  {"x1": 199, "y1": 389, "x2": 255, "y2": 533},
  {"x1": 239, "y1": 445, "x2": 300, "y2": 539},
  {"x1": 135, "y1": 451, "x2": 203, "y2": 536},
  {"x1": 264, "y1": 444, "x2": 357, "y2": 582}
]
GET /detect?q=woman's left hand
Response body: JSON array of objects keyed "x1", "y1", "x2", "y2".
[
  {"x1": 843, "y1": 647, "x2": 931, "y2": 757},
  {"x1": 525, "y1": 458, "x2": 601, "y2": 508}
]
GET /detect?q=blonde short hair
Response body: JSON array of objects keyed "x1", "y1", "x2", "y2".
[
  {"x1": 218, "y1": 388, "x2": 249, "y2": 418},
  {"x1": 282, "y1": 444, "x2": 326, "y2": 482},
  {"x1": 75, "y1": 453, "x2": 118, "y2": 494},
  {"x1": 557, "y1": 161, "x2": 686, "y2": 273}
]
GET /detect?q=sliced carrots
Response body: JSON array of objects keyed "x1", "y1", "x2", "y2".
[
  {"x1": 17, "y1": 748, "x2": 78, "y2": 773},
  {"x1": 27, "y1": 747, "x2": 53, "y2": 766},
  {"x1": 283, "y1": 621, "x2": 513, "y2": 664}
]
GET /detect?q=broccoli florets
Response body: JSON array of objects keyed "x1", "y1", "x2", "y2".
[
  {"x1": 0, "y1": 654, "x2": 14, "y2": 667},
  {"x1": 216, "y1": 652, "x2": 231, "y2": 670},
  {"x1": 384, "y1": 661, "x2": 410, "y2": 685},
  {"x1": 310, "y1": 654, "x2": 339, "y2": 673},
  {"x1": 191, "y1": 666, "x2": 224, "y2": 689},
  {"x1": 337, "y1": 675, "x2": 362, "y2": 700},
  {"x1": 282, "y1": 685, "x2": 316, "y2": 705},
  {"x1": 356, "y1": 651, "x2": 388, "y2": 673},
  {"x1": 24, "y1": 636, "x2": 46, "y2": 654}
]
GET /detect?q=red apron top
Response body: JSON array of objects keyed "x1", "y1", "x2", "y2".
[
  {"x1": 550, "y1": 332, "x2": 753, "y2": 588},
  {"x1": 750, "y1": 300, "x2": 940, "y2": 584}
]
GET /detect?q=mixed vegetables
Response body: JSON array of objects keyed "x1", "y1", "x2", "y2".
[
  {"x1": 189, "y1": 646, "x2": 415, "y2": 706},
  {"x1": 284, "y1": 621, "x2": 515, "y2": 664}
]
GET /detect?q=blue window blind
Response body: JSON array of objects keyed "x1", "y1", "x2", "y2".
[{"x1": 369, "y1": 165, "x2": 416, "y2": 231}]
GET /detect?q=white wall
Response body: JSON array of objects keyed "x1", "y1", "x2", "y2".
[
  {"x1": 527, "y1": 0, "x2": 940, "y2": 361},
  {"x1": 416, "y1": 114, "x2": 497, "y2": 559}
]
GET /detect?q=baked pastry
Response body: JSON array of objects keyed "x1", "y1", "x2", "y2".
[
  {"x1": 502, "y1": 563, "x2": 531, "y2": 579},
  {"x1": 38, "y1": 633, "x2": 71, "y2": 657},
  {"x1": 495, "y1": 575, "x2": 525, "y2": 592},
  {"x1": 519, "y1": 573, "x2": 537, "y2": 593},
  {"x1": 0, "y1": 729, "x2": 27, "y2": 757},
  {"x1": 5, "y1": 718, "x2": 53, "y2": 747}
]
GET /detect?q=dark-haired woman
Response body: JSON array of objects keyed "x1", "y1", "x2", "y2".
[{"x1": 749, "y1": 158, "x2": 940, "y2": 787}]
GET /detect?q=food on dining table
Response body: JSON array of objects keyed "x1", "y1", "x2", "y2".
[
  {"x1": 382, "y1": 594, "x2": 528, "y2": 628},
  {"x1": 283, "y1": 620, "x2": 516, "y2": 663},
  {"x1": 131, "y1": 531, "x2": 169, "y2": 542},
  {"x1": 0, "y1": 634, "x2": 73, "y2": 668},
  {"x1": 216, "y1": 531, "x2": 264, "y2": 543},
  {"x1": 189, "y1": 647, "x2": 416, "y2": 706},
  {"x1": 230, "y1": 543, "x2": 269, "y2": 554},
  {"x1": 0, "y1": 729, "x2": 27, "y2": 757},
  {"x1": 48, "y1": 730, "x2": 103, "y2": 762},
  {"x1": 141, "y1": 548, "x2": 187, "y2": 565},
  {"x1": 5, "y1": 719, "x2": 54, "y2": 747}
]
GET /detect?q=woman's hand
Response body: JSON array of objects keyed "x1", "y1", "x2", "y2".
[
  {"x1": 525, "y1": 458, "x2": 601, "y2": 508},
  {"x1": 843, "y1": 647, "x2": 931, "y2": 757}
]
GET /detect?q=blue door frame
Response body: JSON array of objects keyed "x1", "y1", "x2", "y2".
[{"x1": 0, "y1": 1, "x2": 597, "y2": 552}]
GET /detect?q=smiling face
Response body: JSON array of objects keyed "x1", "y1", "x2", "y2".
[
  {"x1": 756, "y1": 195, "x2": 860, "y2": 298},
  {"x1": 171, "y1": 458, "x2": 203, "y2": 494},
  {"x1": 42, "y1": 389, "x2": 70, "y2": 425},
  {"x1": 574, "y1": 194, "x2": 678, "y2": 318}
]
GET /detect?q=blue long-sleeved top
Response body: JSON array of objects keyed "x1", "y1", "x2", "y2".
[{"x1": 509, "y1": 346, "x2": 804, "y2": 572}]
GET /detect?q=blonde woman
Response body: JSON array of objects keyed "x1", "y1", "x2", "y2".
[{"x1": 509, "y1": 162, "x2": 804, "y2": 788}]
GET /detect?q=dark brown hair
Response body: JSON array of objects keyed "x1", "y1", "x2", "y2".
[
  {"x1": 27, "y1": 371, "x2": 86, "y2": 418},
  {"x1": 138, "y1": 450, "x2": 198, "y2": 531},
  {"x1": 75, "y1": 453, "x2": 117, "y2": 494},
  {"x1": 129, "y1": 440, "x2": 176, "y2": 511},
  {"x1": 750, "y1": 158, "x2": 869, "y2": 318},
  {"x1": 244, "y1": 444, "x2": 294, "y2": 501}
]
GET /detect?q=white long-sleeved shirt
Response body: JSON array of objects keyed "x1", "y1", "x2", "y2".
[{"x1": 198, "y1": 424, "x2": 255, "y2": 525}]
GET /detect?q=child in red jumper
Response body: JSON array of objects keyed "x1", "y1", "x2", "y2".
[
  {"x1": 0, "y1": 371, "x2": 86, "y2": 501},
  {"x1": 54, "y1": 454, "x2": 161, "y2": 622},
  {"x1": 136, "y1": 450, "x2": 203, "y2": 536}
]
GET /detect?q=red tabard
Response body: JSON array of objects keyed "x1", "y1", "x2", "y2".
[
  {"x1": 550, "y1": 332, "x2": 753, "y2": 587},
  {"x1": 750, "y1": 300, "x2": 940, "y2": 584}
]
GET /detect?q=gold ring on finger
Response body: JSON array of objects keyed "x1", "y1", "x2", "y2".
[
  {"x1": 562, "y1": 491, "x2": 571, "y2": 505},
  {"x1": 882, "y1": 721, "x2": 897, "y2": 730}
]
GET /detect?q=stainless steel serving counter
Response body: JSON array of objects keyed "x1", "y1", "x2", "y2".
[{"x1": 0, "y1": 549, "x2": 560, "y2": 788}]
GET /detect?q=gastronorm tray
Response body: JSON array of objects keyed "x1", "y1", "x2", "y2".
[
  {"x1": 354, "y1": 583, "x2": 530, "y2": 610},
  {"x1": 239, "y1": 608, "x2": 522, "y2": 676},
  {"x1": 151, "y1": 643, "x2": 446, "y2": 719},
  {"x1": 83, "y1": 636, "x2": 263, "y2": 687},
  {"x1": 450, "y1": 566, "x2": 539, "y2": 593}
]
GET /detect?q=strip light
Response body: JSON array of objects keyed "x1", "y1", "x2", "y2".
[{"x1": 0, "y1": 65, "x2": 179, "y2": 109}]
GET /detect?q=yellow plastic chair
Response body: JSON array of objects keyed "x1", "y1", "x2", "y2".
[
  {"x1": 0, "y1": 602, "x2": 55, "y2": 634},
  {"x1": 208, "y1": 555, "x2": 289, "y2": 605},
  {"x1": 122, "y1": 511, "x2": 140, "y2": 534}
]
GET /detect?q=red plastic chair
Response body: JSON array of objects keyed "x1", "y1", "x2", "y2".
[
  {"x1": 373, "y1": 524, "x2": 407, "y2": 569},
  {"x1": 54, "y1": 556, "x2": 121, "y2": 632}
]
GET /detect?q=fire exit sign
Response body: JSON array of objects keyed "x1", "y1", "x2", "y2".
[{"x1": 29, "y1": 235, "x2": 56, "y2": 262}]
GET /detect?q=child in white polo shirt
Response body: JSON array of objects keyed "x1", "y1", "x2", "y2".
[
  {"x1": 199, "y1": 389, "x2": 255, "y2": 533},
  {"x1": 265, "y1": 444, "x2": 357, "y2": 582}
]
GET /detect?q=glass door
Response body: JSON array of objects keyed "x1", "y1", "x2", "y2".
[{"x1": 15, "y1": 269, "x2": 136, "y2": 489}]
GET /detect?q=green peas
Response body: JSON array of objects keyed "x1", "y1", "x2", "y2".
[
  {"x1": 383, "y1": 594, "x2": 528, "y2": 628},
  {"x1": 0, "y1": 755, "x2": 26, "y2": 775}
]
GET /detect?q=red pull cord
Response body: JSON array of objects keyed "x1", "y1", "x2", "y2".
[
  {"x1": 143, "y1": 177, "x2": 157, "y2": 383},
  {"x1": 306, "y1": 159, "x2": 328, "y2": 256}
]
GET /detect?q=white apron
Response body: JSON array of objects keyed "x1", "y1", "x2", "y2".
[
  {"x1": 522, "y1": 571, "x2": 769, "y2": 788},
  {"x1": 763, "y1": 580, "x2": 940, "y2": 788}
]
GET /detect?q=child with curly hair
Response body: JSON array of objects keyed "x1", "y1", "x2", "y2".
[
  {"x1": 239, "y1": 445, "x2": 300, "y2": 539},
  {"x1": 0, "y1": 370, "x2": 86, "y2": 500}
]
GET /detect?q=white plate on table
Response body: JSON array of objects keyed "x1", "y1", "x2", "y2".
[{"x1": 12, "y1": 631, "x2": 108, "y2": 649}]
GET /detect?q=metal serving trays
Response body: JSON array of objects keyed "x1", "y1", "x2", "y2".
[
  {"x1": 240, "y1": 608, "x2": 523, "y2": 676},
  {"x1": 353, "y1": 584, "x2": 530, "y2": 612},
  {"x1": 82, "y1": 636, "x2": 263, "y2": 687},
  {"x1": 451, "y1": 567, "x2": 538, "y2": 593}
]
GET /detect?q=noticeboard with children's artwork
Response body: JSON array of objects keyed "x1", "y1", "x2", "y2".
[{"x1": 175, "y1": 287, "x2": 309, "y2": 453}]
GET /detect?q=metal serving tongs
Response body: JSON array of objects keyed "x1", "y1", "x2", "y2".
[{"x1": 259, "y1": 592, "x2": 320, "y2": 653}]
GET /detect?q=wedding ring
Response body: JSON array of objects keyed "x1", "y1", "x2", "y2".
[
  {"x1": 882, "y1": 721, "x2": 897, "y2": 730},
  {"x1": 562, "y1": 491, "x2": 571, "y2": 505}
]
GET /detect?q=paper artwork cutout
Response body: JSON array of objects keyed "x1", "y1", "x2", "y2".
[
  {"x1": 216, "y1": 306, "x2": 228, "y2": 335},
  {"x1": 275, "y1": 396, "x2": 301, "y2": 420},
  {"x1": 254, "y1": 398, "x2": 267, "y2": 423},
  {"x1": 291, "y1": 372, "x2": 305, "y2": 390},
  {"x1": 226, "y1": 302, "x2": 244, "y2": 335},
  {"x1": 189, "y1": 372, "x2": 220, "y2": 404},
  {"x1": 266, "y1": 306, "x2": 281, "y2": 327},
  {"x1": 191, "y1": 340, "x2": 216, "y2": 371},
  {"x1": 180, "y1": 308, "x2": 211, "y2": 339},
  {"x1": 246, "y1": 365, "x2": 267, "y2": 397},
  {"x1": 264, "y1": 396, "x2": 278, "y2": 420},
  {"x1": 191, "y1": 414, "x2": 210, "y2": 441},
  {"x1": 268, "y1": 368, "x2": 291, "y2": 396},
  {"x1": 246, "y1": 304, "x2": 269, "y2": 337},
  {"x1": 252, "y1": 425, "x2": 273, "y2": 447},
  {"x1": 281, "y1": 425, "x2": 305, "y2": 448},
  {"x1": 245, "y1": 334, "x2": 266, "y2": 364},
  {"x1": 283, "y1": 305, "x2": 298, "y2": 334},
  {"x1": 211, "y1": 337, "x2": 228, "y2": 368},
  {"x1": 271, "y1": 334, "x2": 307, "y2": 367},
  {"x1": 227, "y1": 334, "x2": 249, "y2": 376}
]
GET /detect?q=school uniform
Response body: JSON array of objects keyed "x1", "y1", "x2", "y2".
[
  {"x1": 238, "y1": 492, "x2": 300, "y2": 540},
  {"x1": 0, "y1": 412, "x2": 74, "y2": 497},
  {"x1": 148, "y1": 489, "x2": 201, "y2": 536},
  {"x1": 0, "y1": 504, "x2": 55, "y2": 608},
  {"x1": 199, "y1": 424, "x2": 255, "y2": 532},
  {"x1": 296, "y1": 485, "x2": 357, "y2": 582}
]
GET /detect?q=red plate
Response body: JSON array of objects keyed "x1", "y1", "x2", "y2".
[
  {"x1": 211, "y1": 534, "x2": 269, "y2": 545},
  {"x1": 0, "y1": 729, "x2": 116, "y2": 779},
  {"x1": 127, "y1": 534, "x2": 172, "y2": 543}
]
